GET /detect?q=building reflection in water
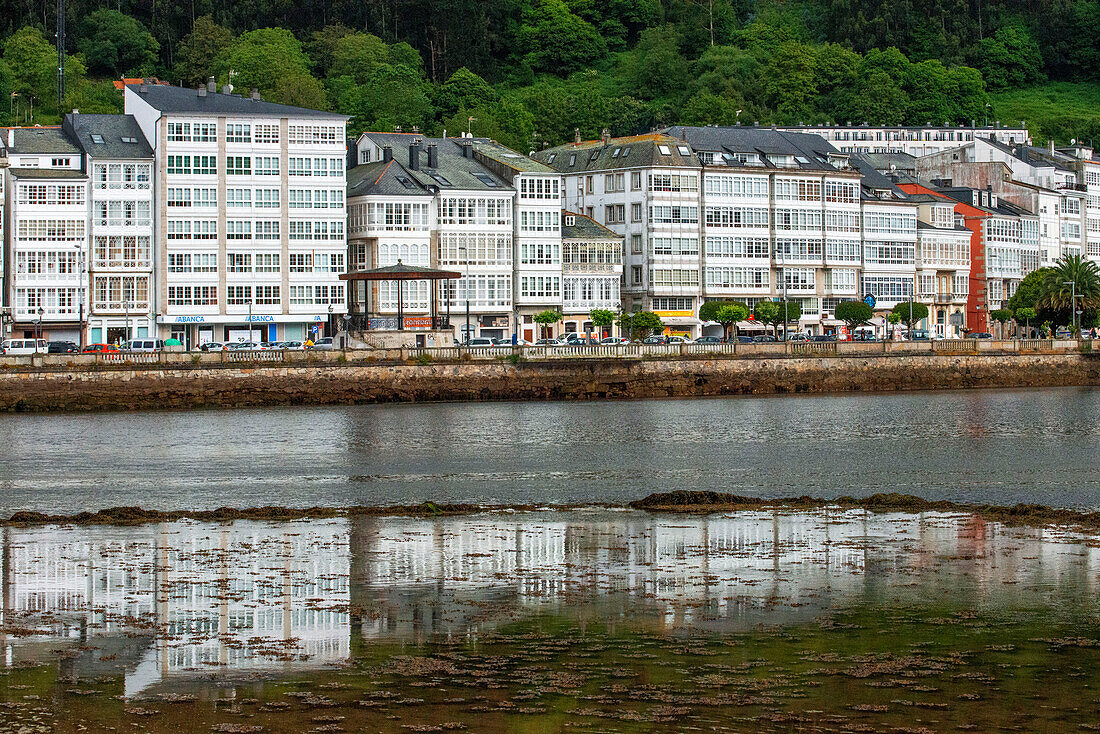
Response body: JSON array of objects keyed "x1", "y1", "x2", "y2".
[{"x1": 1, "y1": 510, "x2": 1097, "y2": 697}]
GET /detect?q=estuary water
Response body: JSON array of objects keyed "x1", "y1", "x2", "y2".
[
  {"x1": 1, "y1": 386, "x2": 1099, "y2": 514},
  {"x1": 2, "y1": 510, "x2": 1100, "y2": 732}
]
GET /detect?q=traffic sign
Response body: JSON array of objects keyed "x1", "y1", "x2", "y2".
[
  {"x1": 311, "y1": 325, "x2": 320, "y2": 333},
  {"x1": 863, "y1": 294, "x2": 877, "y2": 308}
]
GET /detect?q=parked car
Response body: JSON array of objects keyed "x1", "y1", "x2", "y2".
[
  {"x1": 600, "y1": 337, "x2": 630, "y2": 345},
  {"x1": 309, "y1": 337, "x2": 335, "y2": 350},
  {"x1": 81, "y1": 343, "x2": 120, "y2": 353},
  {"x1": 228, "y1": 341, "x2": 260, "y2": 351},
  {"x1": 786, "y1": 333, "x2": 810, "y2": 342},
  {"x1": 851, "y1": 333, "x2": 878, "y2": 342},
  {"x1": 47, "y1": 340, "x2": 80, "y2": 354},
  {"x1": 810, "y1": 334, "x2": 837, "y2": 342},
  {"x1": 751, "y1": 335, "x2": 777, "y2": 343},
  {"x1": 909, "y1": 329, "x2": 931, "y2": 341},
  {"x1": 463, "y1": 337, "x2": 496, "y2": 347},
  {"x1": 1, "y1": 338, "x2": 48, "y2": 355},
  {"x1": 123, "y1": 339, "x2": 164, "y2": 352},
  {"x1": 561, "y1": 334, "x2": 599, "y2": 345},
  {"x1": 198, "y1": 342, "x2": 227, "y2": 352},
  {"x1": 281, "y1": 341, "x2": 305, "y2": 351},
  {"x1": 695, "y1": 336, "x2": 724, "y2": 344},
  {"x1": 731, "y1": 335, "x2": 754, "y2": 344},
  {"x1": 642, "y1": 335, "x2": 669, "y2": 345},
  {"x1": 970, "y1": 332, "x2": 993, "y2": 339},
  {"x1": 666, "y1": 335, "x2": 694, "y2": 345},
  {"x1": 534, "y1": 338, "x2": 562, "y2": 346}
]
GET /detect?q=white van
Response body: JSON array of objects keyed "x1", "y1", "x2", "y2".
[
  {"x1": 122, "y1": 339, "x2": 164, "y2": 352},
  {"x1": 1, "y1": 339, "x2": 48, "y2": 355}
]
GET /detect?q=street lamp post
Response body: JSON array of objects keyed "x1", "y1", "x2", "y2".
[
  {"x1": 75, "y1": 243, "x2": 85, "y2": 350},
  {"x1": 35, "y1": 306, "x2": 44, "y2": 341},
  {"x1": 458, "y1": 245, "x2": 470, "y2": 344},
  {"x1": 123, "y1": 300, "x2": 131, "y2": 343}
]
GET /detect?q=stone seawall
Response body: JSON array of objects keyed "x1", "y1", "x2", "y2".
[{"x1": 0, "y1": 352, "x2": 1096, "y2": 413}]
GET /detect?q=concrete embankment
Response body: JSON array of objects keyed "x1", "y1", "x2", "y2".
[{"x1": 0, "y1": 350, "x2": 1096, "y2": 412}]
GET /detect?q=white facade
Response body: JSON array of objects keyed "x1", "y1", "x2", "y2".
[
  {"x1": 778, "y1": 124, "x2": 1030, "y2": 157},
  {"x1": 124, "y1": 82, "x2": 349, "y2": 346}
]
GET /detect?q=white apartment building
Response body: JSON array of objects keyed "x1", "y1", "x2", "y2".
[
  {"x1": 909, "y1": 196, "x2": 971, "y2": 337},
  {"x1": 537, "y1": 127, "x2": 901, "y2": 337},
  {"x1": 560, "y1": 211, "x2": 623, "y2": 337},
  {"x1": 918, "y1": 136, "x2": 1087, "y2": 266},
  {"x1": 64, "y1": 114, "x2": 155, "y2": 344},
  {"x1": 124, "y1": 79, "x2": 349, "y2": 347},
  {"x1": 2, "y1": 127, "x2": 86, "y2": 341},
  {"x1": 778, "y1": 124, "x2": 1029, "y2": 157},
  {"x1": 348, "y1": 133, "x2": 566, "y2": 342}
]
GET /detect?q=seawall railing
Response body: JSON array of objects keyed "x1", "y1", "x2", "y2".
[{"x1": 1, "y1": 338, "x2": 1090, "y2": 370}]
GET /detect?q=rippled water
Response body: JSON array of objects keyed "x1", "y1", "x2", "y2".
[
  {"x1": 0, "y1": 387, "x2": 1098, "y2": 514},
  {"x1": 1, "y1": 510, "x2": 1099, "y2": 732}
]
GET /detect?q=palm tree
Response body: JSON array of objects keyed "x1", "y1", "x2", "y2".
[{"x1": 1039, "y1": 255, "x2": 1100, "y2": 329}]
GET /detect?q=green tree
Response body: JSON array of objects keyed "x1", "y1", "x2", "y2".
[
  {"x1": 887, "y1": 311, "x2": 902, "y2": 338},
  {"x1": 533, "y1": 309, "x2": 562, "y2": 339},
  {"x1": 437, "y1": 68, "x2": 497, "y2": 117},
  {"x1": 441, "y1": 99, "x2": 535, "y2": 152},
  {"x1": 752, "y1": 301, "x2": 779, "y2": 337},
  {"x1": 589, "y1": 308, "x2": 616, "y2": 338},
  {"x1": 4, "y1": 27, "x2": 85, "y2": 121},
  {"x1": 764, "y1": 41, "x2": 819, "y2": 123},
  {"x1": 890, "y1": 301, "x2": 930, "y2": 332},
  {"x1": 1039, "y1": 254, "x2": 1100, "y2": 329},
  {"x1": 1006, "y1": 267, "x2": 1052, "y2": 311},
  {"x1": 699, "y1": 300, "x2": 749, "y2": 339},
  {"x1": 174, "y1": 16, "x2": 233, "y2": 87},
  {"x1": 1015, "y1": 306, "x2": 1038, "y2": 337},
  {"x1": 520, "y1": 0, "x2": 608, "y2": 76},
  {"x1": 835, "y1": 300, "x2": 874, "y2": 336},
  {"x1": 333, "y1": 64, "x2": 434, "y2": 134},
  {"x1": 306, "y1": 24, "x2": 355, "y2": 77},
  {"x1": 627, "y1": 311, "x2": 663, "y2": 337},
  {"x1": 625, "y1": 25, "x2": 689, "y2": 100},
  {"x1": 218, "y1": 28, "x2": 325, "y2": 108},
  {"x1": 77, "y1": 9, "x2": 159, "y2": 77},
  {"x1": 328, "y1": 32, "x2": 391, "y2": 84},
  {"x1": 971, "y1": 24, "x2": 1045, "y2": 91},
  {"x1": 990, "y1": 308, "x2": 1015, "y2": 338}
]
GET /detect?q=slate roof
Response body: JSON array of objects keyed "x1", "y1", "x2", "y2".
[
  {"x1": 347, "y1": 159, "x2": 433, "y2": 197},
  {"x1": 9, "y1": 168, "x2": 86, "y2": 179},
  {"x1": 534, "y1": 133, "x2": 698, "y2": 173},
  {"x1": 662, "y1": 126, "x2": 850, "y2": 173},
  {"x1": 562, "y1": 211, "x2": 622, "y2": 242},
  {"x1": 65, "y1": 114, "x2": 153, "y2": 159},
  {"x1": 4, "y1": 127, "x2": 80, "y2": 155},
  {"x1": 356, "y1": 133, "x2": 511, "y2": 192},
  {"x1": 470, "y1": 140, "x2": 554, "y2": 173},
  {"x1": 127, "y1": 83, "x2": 347, "y2": 119}
]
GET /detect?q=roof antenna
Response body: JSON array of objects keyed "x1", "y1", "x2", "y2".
[{"x1": 55, "y1": 0, "x2": 65, "y2": 109}]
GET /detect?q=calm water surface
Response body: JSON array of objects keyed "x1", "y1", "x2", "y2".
[
  {"x1": 1, "y1": 510, "x2": 1099, "y2": 731},
  {"x1": 1, "y1": 386, "x2": 1099, "y2": 514}
]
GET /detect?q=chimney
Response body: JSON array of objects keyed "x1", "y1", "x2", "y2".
[
  {"x1": 409, "y1": 141, "x2": 421, "y2": 170},
  {"x1": 461, "y1": 141, "x2": 472, "y2": 158},
  {"x1": 206, "y1": 76, "x2": 216, "y2": 93},
  {"x1": 411, "y1": 125, "x2": 419, "y2": 135},
  {"x1": 382, "y1": 146, "x2": 392, "y2": 163},
  {"x1": 221, "y1": 85, "x2": 232, "y2": 95},
  {"x1": 600, "y1": 128, "x2": 611, "y2": 145},
  {"x1": 7, "y1": 129, "x2": 14, "y2": 148},
  {"x1": 574, "y1": 128, "x2": 581, "y2": 145},
  {"x1": 251, "y1": 88, "x2": 260, "y2": 101},
  {"x1": 427, "y1": 143, "x2": 438, "y2": 168},
  {"x1": 197, "y1": 85, "x2": 207, "y2": 98}
]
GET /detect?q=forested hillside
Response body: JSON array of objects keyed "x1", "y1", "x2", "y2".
[{"x1": 0, "y1": 0, "x2": 1097, "y2": 150}]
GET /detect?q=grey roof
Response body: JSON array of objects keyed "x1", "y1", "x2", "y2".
[
  {"x1": 357, "y1": 133, "x2": 512, "y2": 192},
  {"x1": 65, "y1": 114, "x2": 153, "y2": 159},
  {"x1": 562, "y1": 211, "x2": 622, "y2": 241},
  {"x1": 9, "y1": 168, "x2": 87, "y2": 179},
  {"x1": 534, "y1": 133, "x2": 698, "y2": 173},
  {"x1": 662, "y1": 126, "x2": 852, "y2": 173},
  {"x1": 855, "y1": 151, "x2": 919, "y2": 172},
  {"x1": 916, "y1": 220, "x2": 971, "y2": 233},
  {"x1": 347, "y1": 159, "x2": 433, "y2": 197},
  {"x1": 127, "y1": 83, "x2": 347, "y2": 119},
  {"x1": 4, "y1": 127, "x2": 80, "y2": 155},
  {"x1": 470, "y1": 140, "x2": 554, "y2": 173}
]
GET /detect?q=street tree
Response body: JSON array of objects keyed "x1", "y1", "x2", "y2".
[
  {"x1": 890, "y1": 301, "x2": 929, "y2": 332},
  {"x1": 532, "y1": 309, "x2": 562, "y2": 339},
  {"x1": 752, "y1": 301, "x2": 780, "y2": 337},
  {"x1": 1015, "y1": 307, "x2": 1038, "y2": 337},
  {"x1": 1040, "y1": 254, "x2": 1100, "y2": 329},
  {"x1": 589, "y1": 308, "x2": 616, "y2": 338},
  {"x1": 630, "y1": 311, "x2": 664, "y2": 337},
  {"x1": 834, "y1": 300, "x2": 874, "y2": 337},
  {"x1": 990, "y1": 308, "x2": 1014, "y2": 338}
]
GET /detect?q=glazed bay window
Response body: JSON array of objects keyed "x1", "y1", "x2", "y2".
[
  {"x1": 93, "y1": 235, "x2": 151, "y2": 268},
  {"x1": 92, "y1": 275, "x2": 149, "y2": 311},
  {"x1": 650, "y1": 205, "x2": 699, "y2": 224},
  {"x1": 520, "y1": 275, "x2": 561, "y2": 300},
  {"x1": 255, "y1": 189, "x2": 280, "y2": 208},
  {"x1": 651, "y1": 237, "x2": 699, "y2": 256},
  {"x1": 774, "y1": 178, "x2": 822, "y2": 201},
  {"x1": 774, "y1": 209, "x2": 822, "y2": 232},
  {"x1": 778, "y1": 267, "x2": 815, "y2": 292},
  {"x1": 706, "y1": 236, "x2": 769, "y2": 259},
  {"x1": 825, "y1": 239, "x2": 861, "y2": 263},
  {"x1": 953, "y1": 275, "x2": 969, "y2": 296},
  {"x1": 228, "y1": 253, "x2": 252, "y2": 273},
  {"x1": 650, "y1": 268, "x2": 700, "y2": 288},
  {"x1": 255, "y1": 221, "x2": 280, "y2": 240},
  {"x1": 861, "y1": 275, "x2": 913, "y2": 302},
  {"x1": 438, "y1": 233, "x2": 512, "y2": 266},
  {"x1": 314, "y1": 253, "x2": 345, "y2": 273},
  {"x1": 705, "y1": 207, "x2": 767, "y2": 228},
  {"x1": 519, "y1": 177, "x2": 559, "y2": 199},
  {"x1": 863, "y1": 241, "x2": 916, "y2": 266},
  {"x1": 289, "y1": 253, "x2": 313, "y2": 273},
  {"x1": 649, "y1": 173, "x2": 698, "y2": 192},
  {"x1": 167, "y1": 285, "x2": 218, "y2": 307},
  {"x1": 254, "y1": 285, "x2": 280, "y2": 305},
  {"x1": 226, "y1": 156, "x2": 251, "y2": 176},
  {"x1": 824, "y1": 268, "x2": 858, "y2": 293},
  {"x1": 824, "y1": 180, "x2": 860, "y2": 203},
  {"x1": 226, "y1": 123, "x2": 251, "y2": 143},
  {"x1": 226, "y1": 221, "x2": 252, "y2": 240},
  {"x1": 521, "y1": 210, "x2": 561, "y2": 232},
  {"x1": 255, "y1": 253, "x2": 280, "y2": 273},
  {"x1": 775, "y1": 238, "x2": 823, "y2": 261},
  {"x1": 254, "y1": 157, "x2": 279, "y2": 176},
  {"x1": 520, "y1": 241, "x2": 561, "y2": 265},
  {"x1": 167, "y1": 187, "x2": 191, "y2": 207},
  {"x1": 705, "y1": 266, "x2": 769, "y2": 289},
  {"x1": 226, "y1": 188, "x2": 251, "y2": 208},
  {"x1": 441, "y1": 274, "x2": 512, "y2": 309},
  {"x1": 651, "y1": 297, "x2": 693, "y2": 311},
  {"x1": 167, "y1": 253, "x2": 217, "y2": 273}
]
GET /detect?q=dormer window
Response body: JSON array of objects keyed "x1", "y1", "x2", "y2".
[
  {"x1": 568, "y1": 154, "x2": 576, "y2": 167},
  {"x1": 565, "y1": 215, "x2": 575, "y2": 226},
  {"x1": 677, "y1": 145, "x2": 690, "y2": 155},
  {"x1": 547, "y1": 153, "x2": 556, "y2": 164},
  {"x1": 657, "y1": 145, "x2": 671, "y2": 155}
]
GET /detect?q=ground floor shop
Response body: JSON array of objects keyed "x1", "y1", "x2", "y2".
[{"x1": 157, "y1": 314, "x2": 339, "y2": 349}]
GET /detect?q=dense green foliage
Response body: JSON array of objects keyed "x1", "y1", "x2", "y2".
[
  {"x1": 3, "y1": 1, "x2": 1098, "y2": 147},
  {"x1": 890, "y1": 301, "x2": 929, "y2": 330},
  {"x1": 834, "y1": 301, "x2": 874, "y2": 332},
  {"x1": 1006, "y1": 257, "x2": 1100, "y2": 330},
  {"x1": 700, "y1": 300, "x2": 749, "y2": 338}
]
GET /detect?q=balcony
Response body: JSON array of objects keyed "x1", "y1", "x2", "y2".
[
  {"x1": 93, "y1": 300, "x2": 151, "y2": 313},
  {"x1": 94, "y1": 258, "x2": 152, "y2": 270},
  {"x1": 563, "y1": 262, "x2": 621, "y2": 275},
  {"x1": 563, "y1": 299, "x2": 620, "y2": 311}
]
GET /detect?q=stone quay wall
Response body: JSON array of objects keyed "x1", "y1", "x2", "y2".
[{"x1": 0, "y1": 351, "x2": 1095, "y2": 413}]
